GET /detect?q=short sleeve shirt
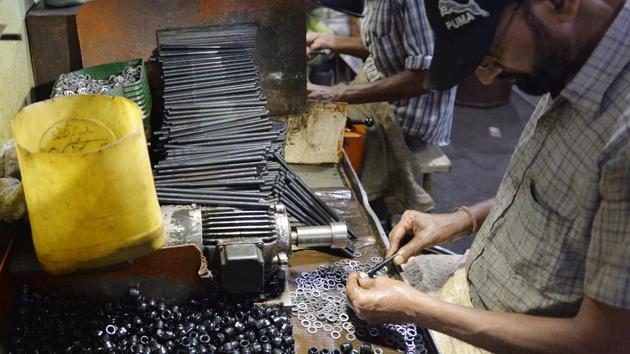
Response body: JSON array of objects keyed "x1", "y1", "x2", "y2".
[
  {"x1": 466, "y1": 3, "x2": 630, "y2": 317},
  {"x1": 360, "y1": 0, "x2": 457, "y2": 145}
]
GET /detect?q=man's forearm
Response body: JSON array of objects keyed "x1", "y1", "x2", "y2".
[
  {"x1": 331, "y1": 36, "x2": 370, "y2": 59},
  {"x1": 339, "y1": 70, "x2": 429, "y2": 104},
  {"x1": 445, "y1": 198, "x2": 494, "y2": 240},
  {"x1": 468, "y1": 198, "x2": 494, "y2": 230},
  {"x1": 408, "y1": 295, "x2": 625, "y2": 354}
]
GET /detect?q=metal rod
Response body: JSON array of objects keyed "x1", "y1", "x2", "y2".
[{"x1": 366, "y1": 254, "x2": 398, "y2": 278}]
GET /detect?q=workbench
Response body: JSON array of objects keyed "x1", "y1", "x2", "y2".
[
  {"x1": 288, "y1": 156, "x2": 441, "y2": 354},
  {"x1": 0, "y1": 155, "x2": 441, "y2": 353},
  {"x1": 7, "y1": 1, "x2": 444, "y2": 351}
]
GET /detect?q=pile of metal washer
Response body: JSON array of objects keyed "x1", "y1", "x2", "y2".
[
  {"x1": 291, "y1": 259, "x2": 430, "y2": 354},
  {"x1": 9, "y1": 286, "x2": 295, "y2": 354},
  {"x1": 152, "y1": 25, "x2": 356, "y2": 253},
  {"x1": 52, "y1": 65, "x2": 142, "y2": 96}
]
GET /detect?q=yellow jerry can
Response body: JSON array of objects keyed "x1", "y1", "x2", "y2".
[{"x1": 11, "y1": 95, "x2": 164, "y2": 274}]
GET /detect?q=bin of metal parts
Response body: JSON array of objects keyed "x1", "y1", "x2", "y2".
[{"x1": 50, "y1": 59, "x2": 152, "y2": 131}]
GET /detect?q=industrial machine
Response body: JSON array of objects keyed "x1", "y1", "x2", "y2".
[{"x1": 162, "y1": 203, "x2": 350, "y2": 294}]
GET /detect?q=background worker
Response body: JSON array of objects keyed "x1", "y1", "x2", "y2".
[
  {"x1": 346, "y1": 0, "x2": 630, "y2": 352},
  {"x1": 307, "y1": 0, "x2": 457, "y2": 221}
]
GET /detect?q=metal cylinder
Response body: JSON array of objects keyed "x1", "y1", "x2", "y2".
[{"x1": 291, "y1": 222, "x2": 348, "y2": 249}]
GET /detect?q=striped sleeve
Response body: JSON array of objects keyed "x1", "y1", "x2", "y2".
[{"x1": 401, "y1": 0, "x2": 435, "y2": 71}]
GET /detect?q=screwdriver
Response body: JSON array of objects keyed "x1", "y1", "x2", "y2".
[
  {"x1": 308, "y1": 49, "x2": 332, "y2": 56},
  {"x1": 366, "y1": 254, "x2": 399, "y2": 278}
]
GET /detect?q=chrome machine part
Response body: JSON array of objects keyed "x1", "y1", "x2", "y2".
[{"x1": 291, "y1": 222, "x2": 348, "y2": 249}]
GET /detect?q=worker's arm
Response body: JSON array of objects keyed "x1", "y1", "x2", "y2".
[
  {"x1": 385, "y1": 198, "x2": 494, "y2": 265},
  {"x1": 346, "y1": 275, "x2": 630, "y2": 354},
  {"x1": 308, "y1": 69, "x2": 430, "y2": 104},
  {"x1": 308, "y1": 1, "x2": 442, "y2": 104},
  {"x1": 307, "y1": 32, "x2": 370, "y2": 59}
]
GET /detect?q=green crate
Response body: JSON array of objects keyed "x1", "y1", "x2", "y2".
[{"x1": 51, "y1": 59, "x2": 152, "y2": 132}]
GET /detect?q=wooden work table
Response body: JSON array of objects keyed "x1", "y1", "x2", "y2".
[
  {"x1": 0, "y1": 155, "x2": 441, "y2": 353},
  {"x1": 288, "y1": 158, "x2": 440, "y2": 354}
]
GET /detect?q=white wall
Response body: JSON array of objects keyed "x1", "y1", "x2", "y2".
[{"x1": 0, "y1": 0, "x2": 38, "y2": 144}]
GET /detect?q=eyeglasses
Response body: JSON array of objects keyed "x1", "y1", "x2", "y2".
[{"x1": 478, "y1": 2, "x2": 523, "y2": 70}]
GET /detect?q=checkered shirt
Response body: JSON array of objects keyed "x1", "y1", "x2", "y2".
[
  {"x1": 466, "y1": 3, "x2": 630, "y2": 317},
  {"x1": 360, "y1": 0, "x2": 457, "y2": 145}
]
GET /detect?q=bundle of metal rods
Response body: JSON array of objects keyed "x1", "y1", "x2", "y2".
[{"x1": 153, "y1": 26, "x2": 356, "y2": 241}]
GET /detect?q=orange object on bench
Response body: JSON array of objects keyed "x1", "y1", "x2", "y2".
[{"x1": 344, "y1": 124, "x2": 367, "y2": 173}]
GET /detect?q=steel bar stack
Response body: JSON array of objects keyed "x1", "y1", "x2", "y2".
[{"x1": 153, "y1": 25, "x2": 357, "y2": 245}]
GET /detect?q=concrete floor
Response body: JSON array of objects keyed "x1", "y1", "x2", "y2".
[{"x1": 430, "y1": 90, "x2": 537, "y2": 253}]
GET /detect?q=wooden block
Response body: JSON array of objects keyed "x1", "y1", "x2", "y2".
[
  {"x1": 283, "y1": 101, "x2": 348, "y2": 164},
  {"x1": 412, "y1": 144, "x2": 452, "y2": 174}
]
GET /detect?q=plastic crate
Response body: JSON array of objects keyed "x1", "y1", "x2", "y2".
[{"x1": 51, "y1": 59, "x2": 152, "y2": 131}]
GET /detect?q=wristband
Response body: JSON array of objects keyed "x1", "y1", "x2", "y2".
[{"x1": 454, "y1": 206, "x2": 477, "y2": 234}]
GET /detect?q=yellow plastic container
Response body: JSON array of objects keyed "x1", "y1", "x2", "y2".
[{"x1": 11, "y1": 95, "x2": 164, "y2": 274}]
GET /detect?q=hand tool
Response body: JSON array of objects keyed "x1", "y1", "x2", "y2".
[
  {"x1": 346, "y1": 117, "x2": 375, "y2": 127},
  {"x1": 308, "y1": 48, "x2": 332, "y2": 56},
  {"x1": 366, "y1": 254, "x2": 399, "y2": 278}
]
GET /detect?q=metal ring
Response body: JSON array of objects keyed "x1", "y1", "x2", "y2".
[
  {"x1": 374, "y1": 348, "x2": 384, "y2": 354},
  {"x1": 301, "y1": 319, "x2": 311, "y2": 328},
  {"x1": 345, "y1": 333, "x2": 356, "y2": 341},
  {"x1": 331, "y1": 331, "x2": 341, "y2": 339},
  {"x1": 371, "y1": 256, "x2": 383, "y2": 263},
  {"x1": 105, "y1": 325, "x2": 117, "y2": 335},
  {"x1": 307, "y1": 327, "x2": 318, "y2": 334},
  {"x1": 313, "y1": 321, "x2": 323, "y2": 329},
  {"x1": 339, "y1": 313, "x2": 349, "y2": 322}
]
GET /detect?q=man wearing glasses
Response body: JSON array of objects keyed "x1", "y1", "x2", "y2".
[{"x1": 347, "y1": 0, "x2": 630, "y2": 352}]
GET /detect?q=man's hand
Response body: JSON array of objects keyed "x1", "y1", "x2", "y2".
[
  {"x1": 346, "y1": 272, "x2": 423, "y2": 324},
  {"x1": 307, "y1": 83, "x2": 347, "y2": 102},
  {"x1": 386, "y1": 210, "x2": 472, "y2": 265},
  {"x1": 306, "y1": 32, "x2": 336, "y2": 59}
]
